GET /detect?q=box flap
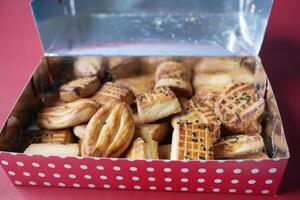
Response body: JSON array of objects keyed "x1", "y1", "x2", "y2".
[{"x1": 31, "y1": 0, "x2": 273, "y2": 56}]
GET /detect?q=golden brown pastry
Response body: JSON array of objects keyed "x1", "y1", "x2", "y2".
[
  {"x1": 92, "y1": 82, "x2": 135, "y2": 106},
  {"x1": 37, "y1": 99, "x2": 99, "y2": 130},
  {"x1": 74, "y1": 56, "x2": 104, "y2": 79},
  {"x1": 24, "y1": 143, "x2": 79, "y2": 157},
  {"x1": 155, "y1": 61, "x2": 192, "y2": 97},
  {"x1": 59, "y1": 76, "x2": 100, "y2": 102},
  {"x1": 214, "y1": 83, "x2": 265, "y2": 134},
  {"x1": 81, "y1": 100, "x2": 135, "y2": 157},
  {"x1": 230, "y1": 67, "x2": 255, "y2": 84},
  {"x1": 171, "y1": 121, "x2": 219, "y2": 160},
  {"x1": 73, "y1": 124, "x2": 87, "y2": 140},
  {"x1": 214, "y1": 134, "x2": 265, "y2": 159},
  {"x1": 171, "y1": 97, "x2": 221, "y2": 135},
  {"x1": 232, "y1": 151, "x2": 269, "y2": 160},
  {"x1": 158, "y1": 144, "x2": 171, "y2": 159},
  {"x1": 193, "y1": 73, "x2": 232, "y2": 90},
  {"x1": 40, "y1": 129, "x2": 74, "y2": 144},
  {"x1": 126, "y1": 137, "x2": 159, "y2": 160},
  {"x1": 136, "y1": 87, "x2": 181, "y2": 123},
  {"x1": 116, "y1": 74, "x2": 155, "y2": 96},
  {"x1": 135, "y1": 122, "x2": 170, "y2": 143},
  {"x1": 194, "y1": 57, "x2": 241, "y2": 74},
  {"x1": 140, "y1": 56, "x2": 174, "y2": 74},
  {"x1": 107, "y1": 57, "x2": 141, "y2": 80}
]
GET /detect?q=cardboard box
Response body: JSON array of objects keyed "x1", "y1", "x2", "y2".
[{"x1": 0, "y1": 0, "x2": 289, "y2": 195}]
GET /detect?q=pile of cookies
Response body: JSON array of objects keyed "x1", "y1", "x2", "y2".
[{"x1": 23, "y1": 56, "x2": 268, "y2": 160}]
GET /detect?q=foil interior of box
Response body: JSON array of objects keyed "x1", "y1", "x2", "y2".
[{"x1": 0, "y1": 56, "x2": 289, "y2": 160}]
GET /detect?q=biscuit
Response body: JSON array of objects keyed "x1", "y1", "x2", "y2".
[
  {"x1": 155, "y1": 61, "x2": 192, "y2": 97},
  {"x1": 92, "y1": 82, "x2": 135, "y2": 106},
  {"x1": 135, "y1": 122, "x2": 170, "y2": 143},
  {"x1": 136, "y1": 87, "x2": 181, "y2": 123},
  {"x1": 37, "y1": 99, "x2": 99, "y2": 130},
  {"x1": 81, "y1": 100, "x2": 135, "y2": 157},
  {"x1": 24, "y1": 143, "x2": 79, "y2": 157},
  {"x1": 214, "y1": 134, "x2": 265, "y2": 159},
  {"x1": 126, "y1": 137, "x2": 158, "y2": 160},
  {"x1": 73, "y1": 124, "x2": 87, "y2": 140},
  {"x1": 59, "y1": 76, "x2": 100, "y2": 102},
  {"x1": 107, "y1": 57, "x2": 141, "y2": 80},
  {"x1": 171, "y1": 121, "x2": 219, "y2": 160},
  {"x1": 74, "y1": 56, "x2": 104, "y2": 79},
  {"x1": 40, "y1": 129, "x2": 74, "y2": 144},
  {"x1": 214, "y1": 83, "x2": 265, "y2": 134}
]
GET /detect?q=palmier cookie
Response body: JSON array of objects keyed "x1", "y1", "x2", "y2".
[
  {"x1": 126, "y1": 137, "x2": 158, "y2": 160},
  {"x1": 81, "y1": 100, "x2": 135, "y2": 157},
  {"x1": 92, "y1": 82, "x2": 135, "y2": 106},
  {"x1": 74, "y1": 56, "x2": 105, "y2": 79},
  {"x1": 155, "y1": 61, "x2": 192, "y2": 97},
  {"x1": 37, "y1": 99, "x2": 99, "y2": 130},
  {"x1": 214, "y1": 83, "x2": 265, "y2": 134},
  {"x1": 214, "y1": 134, "x2": 265, "y2": 159},
  {"x1": 136, "y1": 87, "x2": 181, "y2": 123},
  {"x1": 59, "y1": 76, "x2": 100, "y2": 102}
]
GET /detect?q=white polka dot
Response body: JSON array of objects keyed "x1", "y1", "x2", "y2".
[
  {"x1": 132, "y1": 176, "x2": 140, "y2": 181},
  {"x1": 163, "y1": 168, "x2": 172, "y2": 173},
  {"x1": 14, "y1": 180, "x2": 22, "y2": 185},
  {"x1": 16, "y1": 161, "x2": 24, "y2": 167},
  {"x1": 116, "y1": 176, "x2": 123, "y2": 180},
  {"x1": 84, "y1": 175, "x2": 92, "y2": 179},
  {"x1": 248, "y1": 179, "x2": 256, "y2": 184},
  {"x1": 48, "y1": 163, "x2": 55, "y2": 168},
  {"x1": 251, "y1": 168, "x2": 259, "y2": 174},
  {"x1": 236, "y1": 160, "x2": 244, "y2": 163},
  {"x1": 149, "y1": 186, "x2": 157, "y2": 190},
  {"x1": 103, "y1": 184, "x2": 111, "y2": 189},
  {"x1": 200, "y1": 160, "x2": 207, "y2": 163},
  {"x1": 134, "y1": 185, "x2": 141, "y2": 190},
  {"x1": 214, "y1": 179, "x2": 222, "y2": 183},
  {"x1": 29, "y1": 181, "x2": 36, "y2": 186},
  {"x1": 162, "y1": 159, "x2": 171, "y2": 163},
  {"x1": 1, "y1": 160, "x2": 8, "y2": 165},
  {"x1": 198, "y1": 168, "x2": 206, "y2": 173},
  {"x1": 92, "y1": 157, "x2": 101, "y2": 161},
  {"x1": 32, "y1": 162, "x2": 40, "y2": 168},
  {"x1": 197, "y1": 178, "x2": 205, "y2": 183},
  {"x1": 113, "y1": 166, "x2": 121, "y2": 171},
  {"x1": 80, "y1": 165, "x2": 88, "y2": 170},
  {"x1": 53, "y1": 173, "x2": 61, "y2": 178},
  {"x1": 216, "y1": 168, "x2": 224, "y2": 173},
  {"x1": 130, "y1": 167, "x2": 137, "y2": 171},
  {"x1": 262, "y1": 190, "x2": 270, "y2": 194},
  {"x1": 147, "y1": 167, "x2": 154, "y2": 172},
  {"x1": 88, "y1": 184, "x2": 95, "y2": 188},
  {"x1": 100, "y1": 175, "x2": 107, "y2": 180},
  {"x1": 69, "y1": 174, "x2": 76, "y2": 179},
  {"x1": 181, "y1": 178, "x2": 188, "y2": 183},
  {"x1": 254, "y1": 159, "x2": 263, "y2": 162},
  {"x1": 181, "y1": 160, "x2": 189, "y2": 163},
  {"x1": 233, "y1": 169, "x2": 242, "y2": 174},
  {"x1": 265, "y1": 179, "x2": 273, "y2": 184},
  {"x1": 273, "y1": 158, "x2": 281, "y2": 161},
  {"x1": 8, "y1": 171, "x2": 16, "y2": 176},
  {"x1": 197, "y1": 187, "x2": 204, "y2": 192},
  {"x1": 268, "y1": 168, "x2": 277, "y2": 174},
  {"x1": 118, "y1": 185, "x2": 126, "y2": 189},
  {"x1": 146, "y1": 159, "x2": 153, "y2": 162},
  {"x1": 231, "y1": 179, "x2": 239, "y2": 184},
  {"x1": 148, "y1": 177, "x2": 155, "y2": 182},
  {"x1": 64, "y1": 164, "x2": 71, "y2": 169},
  {"x1": 44, "y1": 182, "x2": 51, "y2": 186},
  {"x1": 76, "y1": 156, "x2": 83, "y2": 160},
  {"x1": 38, "y1": 172, "x2": 46, "y2": 177},
  {"x1": 58, "y1": 183, "x2": 66, "y2": 187},
  {"x1": 9, "y1": 152, "x2": 17, "y2": 156},
  {"x1": 181, "y1": 168, "x2": 189, "y2": 173},
  {"x1": 245, "y1": 189, "x2": 253, "y2": 193},
  {"x1": 181, "y1": 187, "x2": 188, "y2": 191},
  {"x1": 229, "y1": 189, "x2": 237, "y2": 193},
  {"x1": 73, "y1": 183, "x2": 80, "y2": 188},
  {"x1": 164, "y1": 177, "x2": 172, "y2": 182},
  {"x1": 23, "y1": 172, "x2": 30, "y2": 177},
  {"x1": 96, "y1": 165, "x2": 104, "y2": 170},
  {"x1": 213, "y1": 188, "x2": 220, "y2": 192},
  {"x1": 110, "y1": 158, "x2": 118, "y2": 161},
  {"x1": 165, "y1": 186, "x2": 172, "y2": 191},
  {"x1": 217, "y1": 160, "x2": 225, "y2": 163}
]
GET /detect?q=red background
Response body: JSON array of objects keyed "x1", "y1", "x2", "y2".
[{"x1": 0, "y1": 0, "x2": 300, "y2": 199}]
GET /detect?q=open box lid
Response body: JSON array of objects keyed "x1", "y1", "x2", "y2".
[{"x1": 31, "y1": 0, "x2": 273, "y2": 56}]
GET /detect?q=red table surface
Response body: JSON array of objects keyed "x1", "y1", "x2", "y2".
[{"x1": 0, "y1": 0, "x2": 300, "y2": 199}]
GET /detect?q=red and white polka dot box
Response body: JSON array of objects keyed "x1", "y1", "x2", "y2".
[{"x1": 0, "y1": 0, "x2": 290, "y2": 195}]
